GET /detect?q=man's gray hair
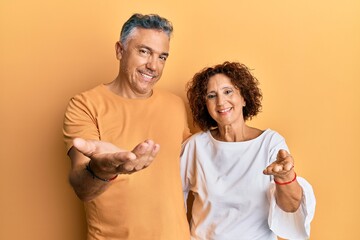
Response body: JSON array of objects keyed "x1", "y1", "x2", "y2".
[{"x1": 120, "y1": 13, "x2": 173, "y2": 44}]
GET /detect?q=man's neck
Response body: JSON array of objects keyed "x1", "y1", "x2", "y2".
[{"x1": 105, "y1": 77, "x2": 152, "y2": 99}]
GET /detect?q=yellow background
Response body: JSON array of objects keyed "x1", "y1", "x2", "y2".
[{"x1": 1, "y1": 0, "x2": 359, "y2": 239}]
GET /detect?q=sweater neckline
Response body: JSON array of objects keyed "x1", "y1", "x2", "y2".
[
  {"x1": 206, "y1": 128, "x2": 270, "y2": 146},
  {"x1": 100, "y1": 84, "x2": 158, "y2": 102}
]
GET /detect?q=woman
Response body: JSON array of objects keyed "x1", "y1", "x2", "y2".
[{"x1": 181, "y1": 62, "x2": 316, "y2": 240}]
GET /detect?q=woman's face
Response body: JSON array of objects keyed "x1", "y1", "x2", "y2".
[{"x1": 205, "y1": 73, "x2": 246, "y2": 127}]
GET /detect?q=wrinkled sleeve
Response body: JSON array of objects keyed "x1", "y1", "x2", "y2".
[
  {"x1": 180, "y1": 137, "x2": 194, "y2": 210},
  {"x1": 63, "y1": 94, "x2": 99, "y2": 153},
  {"x1": 268, "y1": 176, "x2": 316, "y2": 240}
]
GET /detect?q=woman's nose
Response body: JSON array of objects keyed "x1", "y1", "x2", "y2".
[{"x1": 216, "y1": 94, "x2": 225, "y2": 106}]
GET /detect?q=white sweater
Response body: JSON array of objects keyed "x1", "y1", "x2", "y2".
[{"x1": 181, "y1": 129, "x2": 316, "y2": 240}]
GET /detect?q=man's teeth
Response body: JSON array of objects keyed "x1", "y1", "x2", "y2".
[{"x1": 141, "y1": 73, "x2": 154, "y2": 79}]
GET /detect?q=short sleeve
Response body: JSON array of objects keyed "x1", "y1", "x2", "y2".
[{"x1": 63, "y1": 94, "x2": 100, "y2": 152}]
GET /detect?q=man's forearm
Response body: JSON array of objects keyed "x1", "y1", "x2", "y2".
[{"x1": 69, "y1": 164, "x2": 112, "y2": 202}]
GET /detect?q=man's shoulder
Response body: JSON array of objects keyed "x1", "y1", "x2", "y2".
[
  {"x1": 69, "y1": 84, "x2": 107, "y2": 102},
  {"x1": 155, "y1": 88, "x2": 180, "y2": 98},
  {"x1": 75, "y1": 84, "x2": 104, "y2": 97},
  {"x1": 154, "y1": 88, "x2": 184, "y2": 104}
]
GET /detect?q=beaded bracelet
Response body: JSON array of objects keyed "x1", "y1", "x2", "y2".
[
  {"x1": 274, "y1": 172, "x2": 297, "y2": 185},
  {"x1": 85, "y1": 161, "x2": 118, "y2": 182}
]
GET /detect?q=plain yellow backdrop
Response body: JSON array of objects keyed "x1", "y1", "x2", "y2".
[{"x1": 1, "y1": 0, "x2": 359, "y2": 239}]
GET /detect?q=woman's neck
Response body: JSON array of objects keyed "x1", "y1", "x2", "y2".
[{"x1": 212, "y1": 124, "x2": 262, "y2": 142}]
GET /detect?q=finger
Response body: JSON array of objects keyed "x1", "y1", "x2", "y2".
[
  {"x1": 131, "y1": 144, "x2": 159, "y2": 170},
  {"x1": 278, "y1": 151, "x2": 294, "y2": 167},
  {"x1": 263, "y1": 164, "x2": 275, "y2": 175},
  {"x1": 263, "y1": 162, "x2": 288, "y2": 175},
  {"x1": 135, "y1": 141, "x2": 155, "y2": 170},
  {"x1": 273, "y1": 164, "x2": 283, "y2": 172},
  {"x1": 263, "y1": 167, "x2": 271, "y2": 175},
  {"x1": 152, "y1": 143, "x2": 160, "y2": 156},
  {"x1": 142, "y1": 140, "x2": 160, "y2": 161},
  {"x1": 112, "y1": 151, "x2": 137, "y2": 173},
  {"x1": 118, "y1": 140, "x2": 160, "y2": 173},
  {"x1": 112, "y1": 151, "x2": 137, "y2": 163},
  {"x1": 283, "y1": 160, "x2": 294, "y2": 171},
  {"x1": 73, "y1": 138, "x2": 95, "y2": 157},
  {"x1": 277, "y1": 149, "x2": 290, "y2": 160},
  {"x1": 132, "y1": 141, "x2": 151, "y2": 156},
  {"x1": 144, "y1": 140, "x2": 156, "y2": 154},
  {"x1": 133, "y1": 140, "x2": 159, "y2": 170},
  {"x1": 116, "y1": 141, "x2": 152, "y2": 173}
]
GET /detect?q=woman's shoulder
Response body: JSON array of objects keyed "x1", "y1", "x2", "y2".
[
  {"x1": 262, "y1": 128, "x2": 284, "y2": 138},
  {"x1": 183, "y1": 131, "x2": 209, "y2": 145},
  {"x1": 258, "y1": 129, "x2": 287, "y2": 147}
]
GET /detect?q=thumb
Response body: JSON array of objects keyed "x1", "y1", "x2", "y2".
[
  {"x1": 278, "y1": 149, "x2": 289, "y2": 159},
  {"x1": 73, "y1": 138, "x2": 95, "y2": 157}
]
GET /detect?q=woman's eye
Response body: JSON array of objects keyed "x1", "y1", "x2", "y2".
[
  {"x1": 224, "y1": 89, "x2": 233, "y2": 95},
  {"x1": 206, "y1": 94, "x2": 216, "y2": 99}
]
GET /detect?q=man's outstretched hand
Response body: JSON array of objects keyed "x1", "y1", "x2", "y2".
[{"x1": 73, "y1": 138, "x2": 160, "y2": 177}]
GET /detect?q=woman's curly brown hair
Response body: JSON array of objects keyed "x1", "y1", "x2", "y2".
[{"x1": 186, "y1": 61, "x2": 263, "y2": 131}]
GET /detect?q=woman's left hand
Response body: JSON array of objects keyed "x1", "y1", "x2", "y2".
[
  {"x1": 263, "y1": 149, "x2": 295, "y2": 180},
  {"x1": 264, "y1": 149, "x2": 303, "y2": 212}
]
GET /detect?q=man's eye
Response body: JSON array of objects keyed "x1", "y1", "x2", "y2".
[
  {"x1": 159, "y1": 55, "x2": 168, "y2": 61},
  {"x1": 139, "y1": 49, "x2": 150, "y2": 55}
]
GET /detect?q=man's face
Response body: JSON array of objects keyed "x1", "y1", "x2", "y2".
[{"x1": 116, "y1": 28, "x2": 170, "y2": 98}]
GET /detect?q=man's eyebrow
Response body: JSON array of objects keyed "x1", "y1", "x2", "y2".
[
  {"x1": 161, "y1": 52, "x2": 169, "y2": 57},
  {"x1": 138, "y1": 44, "x2": 169, "y2": 57}
]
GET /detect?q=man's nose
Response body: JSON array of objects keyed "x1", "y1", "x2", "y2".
[{"x1": 146, "y1": 55, "x2": 157, "y2": 71}]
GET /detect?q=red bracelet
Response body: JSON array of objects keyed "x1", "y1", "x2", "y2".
[{"x1": 274, "y1": 172, "x2": 297, "y2": 185}]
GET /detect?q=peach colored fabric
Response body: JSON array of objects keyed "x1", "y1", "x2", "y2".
[{"x1": 63, "y1": 84, "x2": 191, "y2": 240}]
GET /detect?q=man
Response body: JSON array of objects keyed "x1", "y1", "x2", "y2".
[{"x1": 63, "y1": 13, "x2": 191, "y2": 239}]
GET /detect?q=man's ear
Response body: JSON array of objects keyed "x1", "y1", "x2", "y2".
[{"x1": 115, "y1": 41, "x2": 124, "y2": 60}]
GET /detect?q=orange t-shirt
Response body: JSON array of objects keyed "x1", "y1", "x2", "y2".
[{"x1": 63, "y1": 84, "x2": 191, "y2": 240}]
